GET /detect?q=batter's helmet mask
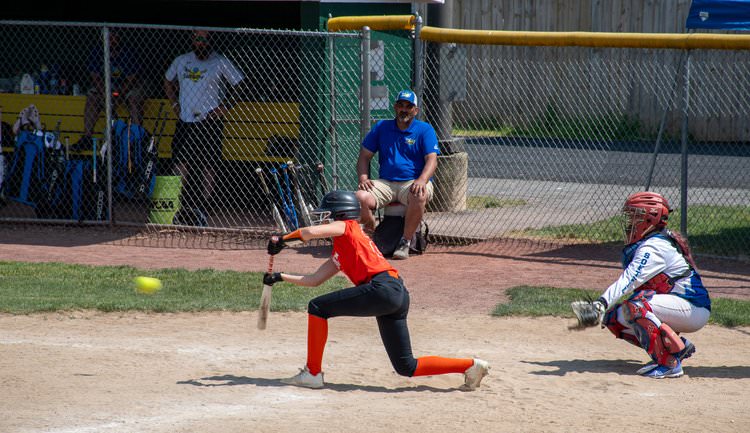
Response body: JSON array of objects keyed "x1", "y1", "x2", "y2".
[
  {"x1": 622, "y1": 191, "x2": 671, "y2": 244},
  {"x1": 311, "y1": 190, "x2": 361, "y2": 224}
]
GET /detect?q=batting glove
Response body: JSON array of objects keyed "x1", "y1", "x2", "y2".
[
  {"x1": 263, "y1": 272, "x2": 283, "y2": 286},
  {"x1": 267, "y1": 235, "x2": 286, "y2": 255}
]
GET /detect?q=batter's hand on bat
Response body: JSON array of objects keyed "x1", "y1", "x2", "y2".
[
  {"x1": 263, "y1": 272, "x2": 283, "y2": 286},
  {"x1": 267, "y1": 235, "x2": 286, "y2": 255}
]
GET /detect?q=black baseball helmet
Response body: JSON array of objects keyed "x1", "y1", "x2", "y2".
[{"x1": 311, "y1": 190, "x2": 360, "y2": 224}]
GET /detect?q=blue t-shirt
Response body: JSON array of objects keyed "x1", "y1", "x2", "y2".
[{"x1": 361, "y1": 118, "x2": 440, "y2": 181}]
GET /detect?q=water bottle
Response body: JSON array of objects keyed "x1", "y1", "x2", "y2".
[
  {"x1": 38, "y1": 64, "x2": 49, "y2": 94},
  {"x1": 20, "y1": 73, "x2": 34, "y2": 94}
]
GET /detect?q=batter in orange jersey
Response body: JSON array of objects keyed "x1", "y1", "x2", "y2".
[{"x1": 264, "y1": 190, "x2": 490, "y2": 390}]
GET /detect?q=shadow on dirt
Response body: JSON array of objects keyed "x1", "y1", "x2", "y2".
[
  {"x1": 523, "y1": 359, "x2": 750, "y2": 379},
  {"x1": 179, "y1": 374, "x2": 459, "y2": 393}
]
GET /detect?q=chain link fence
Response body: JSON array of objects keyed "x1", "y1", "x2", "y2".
[
  {"x1": 422, "y1": 41, "x2": 750, "y2": 259},
  {"x1": 1, "y1": 20, "x2": 749, "y2": 259},
  {"x1": 0, "y1": 22, "x2": 363, "y2": 248}
]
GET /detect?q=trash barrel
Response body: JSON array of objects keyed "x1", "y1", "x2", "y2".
[{"x1": 148, "y1": 176, "x2": 182, "y2": 224}]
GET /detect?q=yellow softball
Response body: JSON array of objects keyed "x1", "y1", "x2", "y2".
[{"x1": 134, "y1": 276, "x2": 162, "y2": 295}]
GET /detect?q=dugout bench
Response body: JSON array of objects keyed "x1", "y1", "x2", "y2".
[{"x1": 0, "y1": 93, "x2": 300, "y2": 163}]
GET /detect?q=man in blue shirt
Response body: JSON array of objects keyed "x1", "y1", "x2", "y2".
[{"x1": 355, "y1": 90, "x2": 440, "y2": 259}]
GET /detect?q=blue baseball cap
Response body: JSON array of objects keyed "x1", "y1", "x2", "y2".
[{"x1": 395, "y1": 89, "x2": 418, "y2": 106}]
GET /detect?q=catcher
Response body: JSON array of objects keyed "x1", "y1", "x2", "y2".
[{"x1": 570, "y1": 191, "x2": 711, "y2": 379}]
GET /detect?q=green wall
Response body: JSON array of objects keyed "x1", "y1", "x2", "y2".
[{"x1": 298, "y1": 2, "x2": 413, "y2": 189}]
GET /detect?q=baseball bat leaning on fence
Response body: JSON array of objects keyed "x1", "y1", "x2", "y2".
[
  {"x1": 92, "y1": 137, "x2": 105, "y2": 221},
  {"x1": 44, "y1": 120, "x2": 65, "y2": 207},
  {"x1": 257, "y1": 251, "x2": 275, "y2": 330},
  {"x1": 287, "y1": 161, "x2": 312, "y2": 226},
  {"x1": 270, "y1": 167, "x2": 297, "y2": 230},
  {"x1": 280, "y1": 162, "x2": 299, "y2": 229},
  {"x1": 138, "y1": 102, "x2": 166, "y2": 197},
  {"x1": 255, "y1": 167, "x2": 287, "y2": 232},
  {"x1": 127, "y1": 117, "x2": 132, "y2": 174}
]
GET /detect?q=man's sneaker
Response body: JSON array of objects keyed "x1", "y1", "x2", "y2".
[
  {"x1": 463, "y1": 358, "x2": 490, "y2": 390},
  {"x1": 392, "y1": 237, "x2": 410, "y2": 260},
  {"x1": 281, "y1": 366, "x2": 324, "y2": 389},
  {"x1": 644, "y1": 360, "x2": 683, "y2": 379},
  {"x1": 637, "y1": 337, "x2": 696, "y2": 375}
]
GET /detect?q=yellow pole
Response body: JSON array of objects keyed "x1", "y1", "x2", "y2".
[
  {"x1": 419, "y1": 26, "x2": 750, "y2": 50},
  {"x1": 327, "y1": 15, "x2": 415, "y2": 32}
]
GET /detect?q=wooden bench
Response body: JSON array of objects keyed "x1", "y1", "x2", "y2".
[{"x1": 0, "y1": 93, "x2": 299, "y2": 163}]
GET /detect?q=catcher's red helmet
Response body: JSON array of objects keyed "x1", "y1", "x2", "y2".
[{"x1": 622, "y1": 191, "x2": 671, "y2": 244}]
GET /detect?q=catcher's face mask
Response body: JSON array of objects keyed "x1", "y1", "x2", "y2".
[{"x1": 621, "y1": 207, "x2": 648, "y2": 244}]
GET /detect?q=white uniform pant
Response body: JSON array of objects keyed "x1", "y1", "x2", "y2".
[{"x1": 617, "y1": 293, "x2": 710, "y2": 334}]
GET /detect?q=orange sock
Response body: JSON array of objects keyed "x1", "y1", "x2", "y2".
[
  {"x1": 412, "y1": 356, "x2": 474, "y2": 377},
  {"x1": 306, "y1": 314, "x2": 328, "y2": 376}
]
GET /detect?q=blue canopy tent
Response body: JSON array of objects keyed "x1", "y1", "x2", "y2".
[
  {"x1": 686, "y1": 0, "x2": 750, "y2": 30},
  {"x1": 656, "y1": 1, "x2": 750, "y2": 233}
]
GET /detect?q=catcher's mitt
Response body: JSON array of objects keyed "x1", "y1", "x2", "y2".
[{"x1": 569, "y1": 298, "x2": 606, "y2": 331}]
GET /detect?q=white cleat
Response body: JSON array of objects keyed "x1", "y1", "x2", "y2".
[
  {"x1": 281, "y1": 366, "x2": 324, "y2": 389},
  {"x1": 463, "y1": 358, "x2": 490, "y2": 390}
]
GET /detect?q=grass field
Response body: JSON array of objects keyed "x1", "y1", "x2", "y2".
[
  {"x1": 1, "y1": 261, "x2": 747, "y2": 327},
  {"x1": 521, "y1": 205, "x2": 750, "y2": 259}
]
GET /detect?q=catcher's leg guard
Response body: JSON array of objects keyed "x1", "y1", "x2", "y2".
[
  {"x1": 603, "y1": 308, "x2": 640, "y2": 347},
  {"x1": 623, "y1": 294, "x2": 685, "y2": 367}
]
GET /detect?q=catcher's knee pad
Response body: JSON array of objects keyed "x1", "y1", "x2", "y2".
[{"x1": 621, "y1": 291, "x2": 652, "y2": 322}]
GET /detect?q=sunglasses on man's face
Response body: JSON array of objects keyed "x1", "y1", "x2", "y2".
[{"x1": 194, "y1": 36, "x2": 209, "y2": 43}]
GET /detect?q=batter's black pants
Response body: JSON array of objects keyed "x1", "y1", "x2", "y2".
[{"x1": 307, "y1": 271, "x2": 417, "y2": 377}]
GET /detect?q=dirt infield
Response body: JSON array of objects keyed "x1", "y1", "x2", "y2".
[{"x1": 1, "y1": 225, "x2": 750, "y2": 432}]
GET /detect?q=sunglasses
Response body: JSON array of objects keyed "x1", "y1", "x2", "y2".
[{"x1": 193, "y1": 36, "x2": 209, "y2": 43}]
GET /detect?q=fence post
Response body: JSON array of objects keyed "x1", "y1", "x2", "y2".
[
  {"x1": 360, "y1": 26, "x2": 371, "y2": 144},
  {"x1": 413, "y1": 14, "x2": 424, "y2": 119},
  {"x1": 680, "y1": 50, "x2": 691, "y2": 237},
  {"x1": 102, "y1": 26, "x2": 113, "y2": 225},
  {"x1": 328, "y1": 31, "x2": 337, "y2": 190}
]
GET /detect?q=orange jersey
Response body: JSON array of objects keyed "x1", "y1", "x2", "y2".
[{"x1": 332, "y1": 220, "x2": 398, "y2": 285}]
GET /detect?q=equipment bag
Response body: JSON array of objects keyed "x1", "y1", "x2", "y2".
[
  {"x1": 111, "y1": 119, "x2": 156, "y2": 199},
  {"x1": 3, "y1": 130, "x2": 47, "y2": 206},
  {"x1": 38, "y1": 158, "x2": 107, "y2": 221},
  {"x1": 373, "y1": 215, "x2": 429, "y2": 257}
]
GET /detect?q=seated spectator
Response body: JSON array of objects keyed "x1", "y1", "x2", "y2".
[
  {"x1": 355, "y1": 89, "x2": 439, "y2": 260},
  {"x1": 76, "y1": 30, "x2": 144, "y2": 149}
]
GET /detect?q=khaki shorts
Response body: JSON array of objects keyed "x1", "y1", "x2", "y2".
[{"x1": 368, "y1": 179, "x2": 434, "y2": 208}]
